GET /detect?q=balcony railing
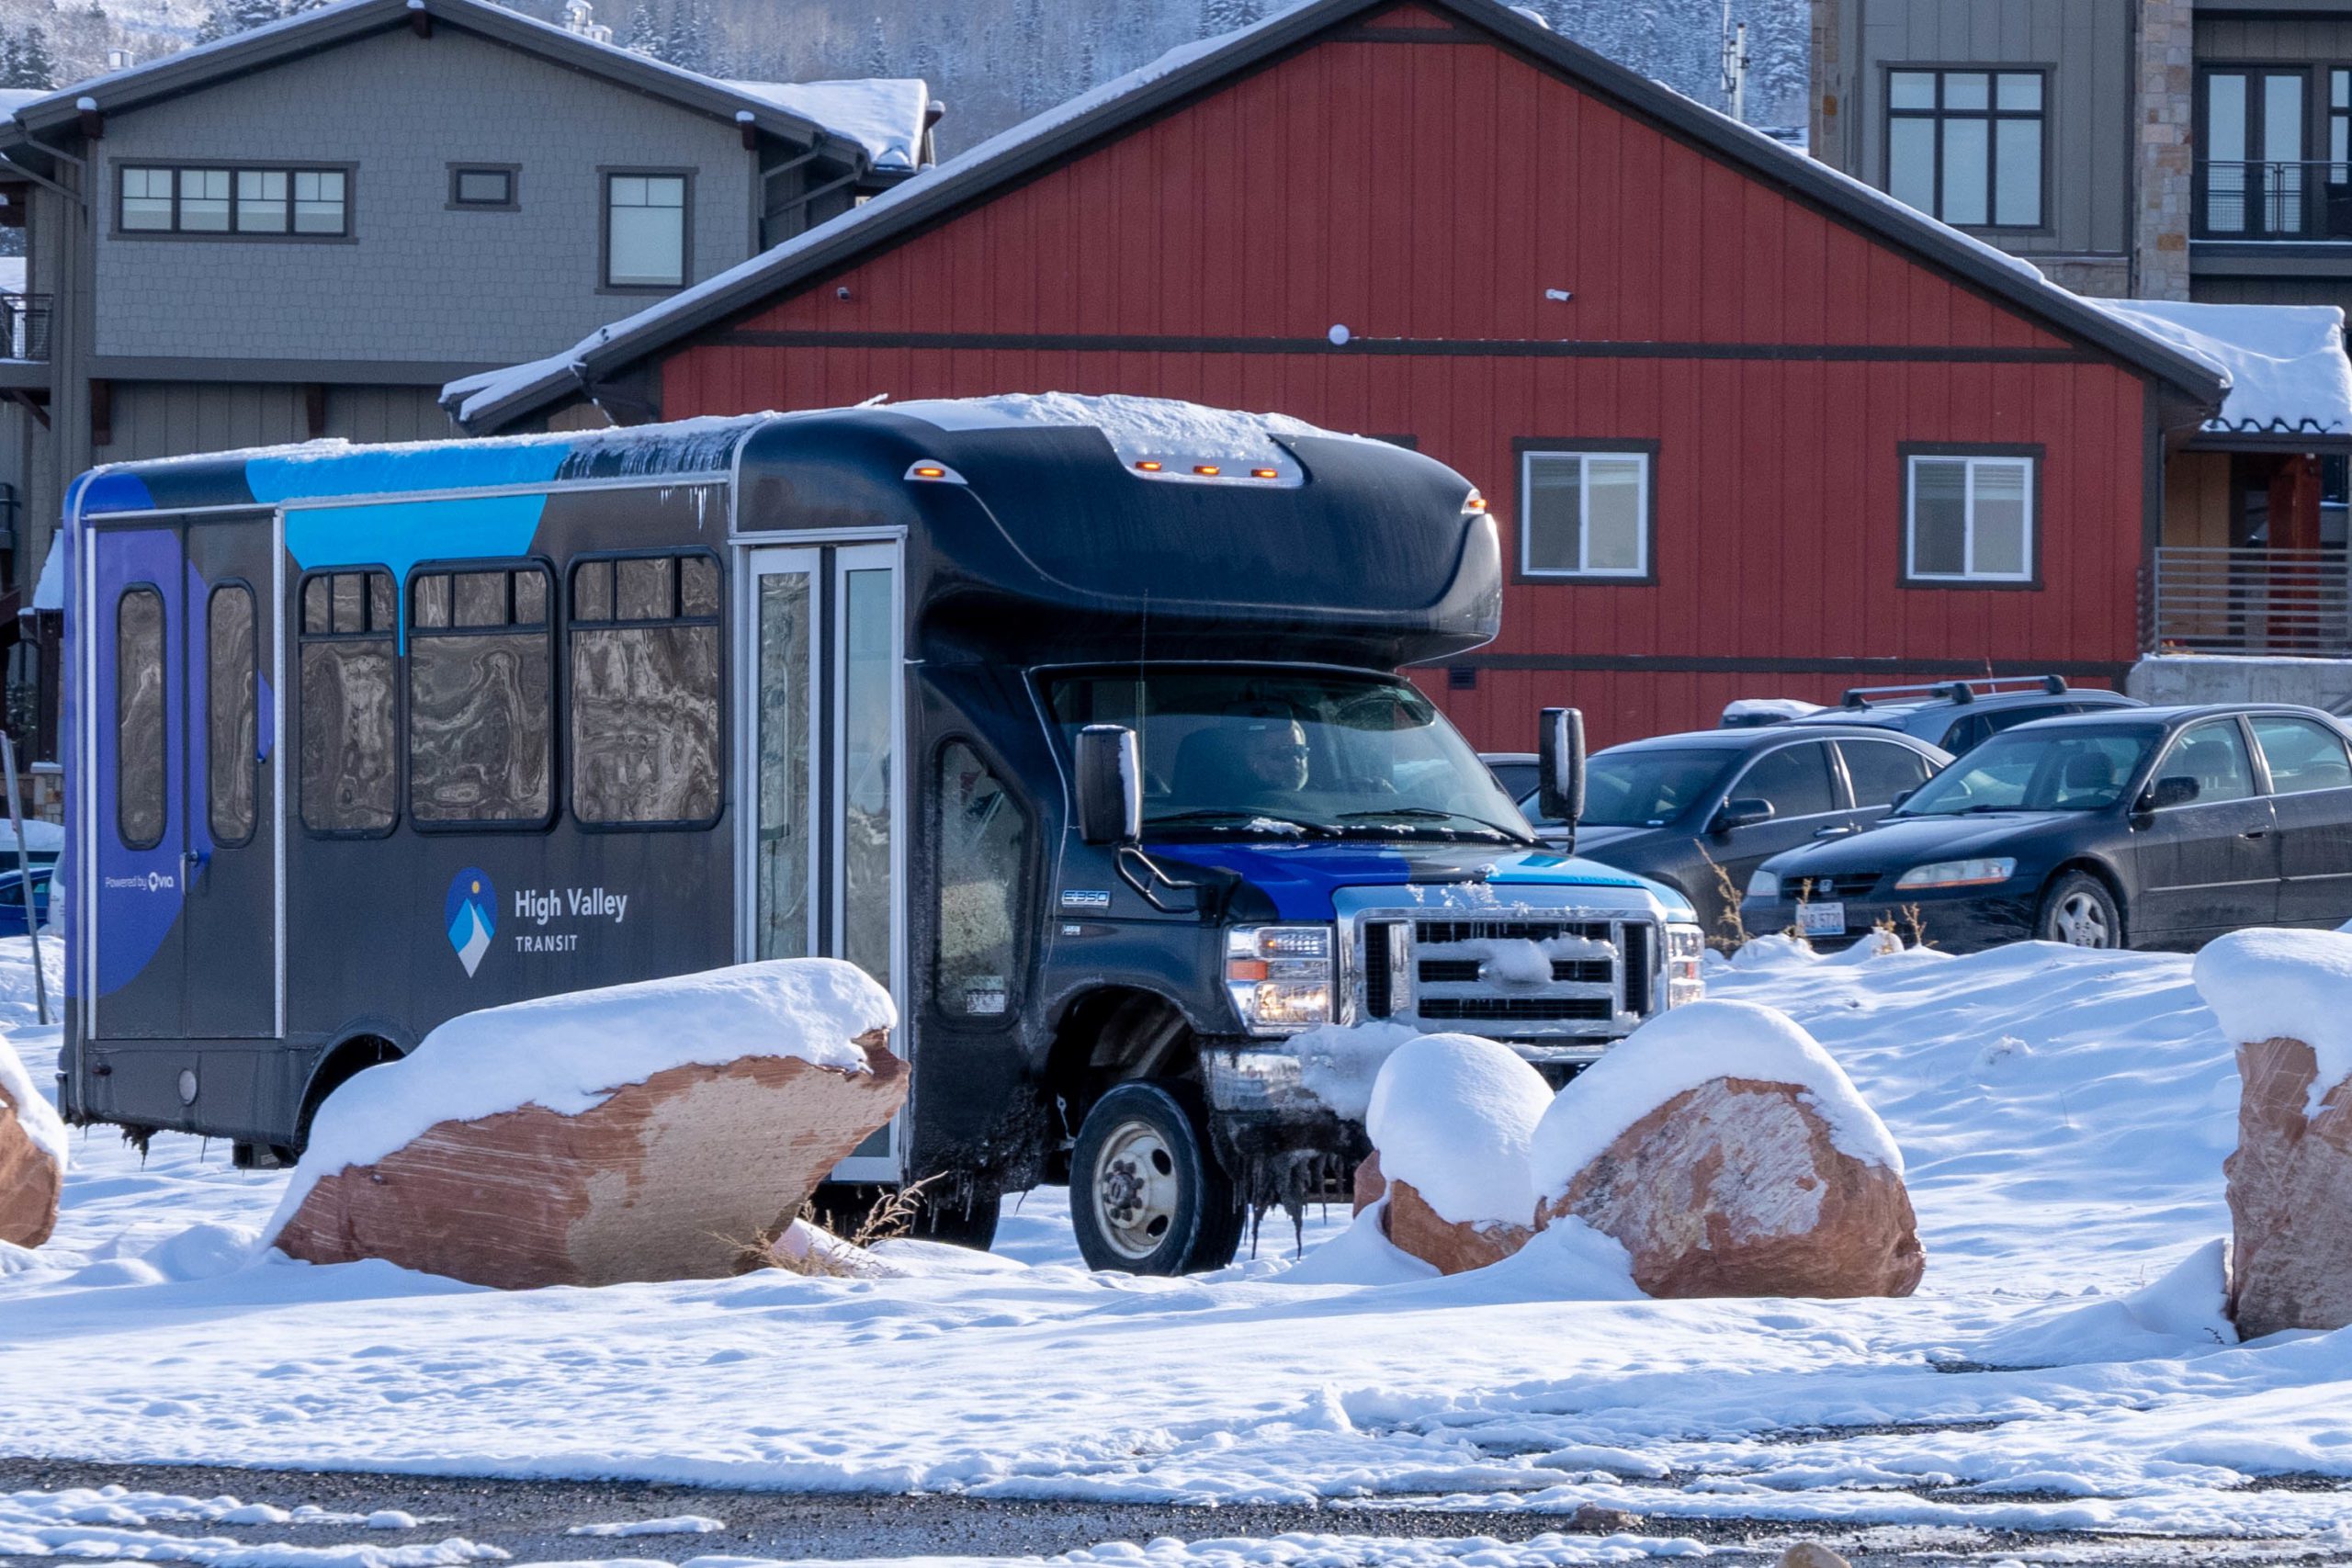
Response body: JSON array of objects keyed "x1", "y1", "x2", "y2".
[
  {"x1": 2194, "y1": 160, "x2": 2352, "y2": 241},
  {"x1": 0, "y1": 292, "x2": 50, "y2": 361},
  {"x1": 2144, "y1": 546, "x2": 2352, "y2": 655}
]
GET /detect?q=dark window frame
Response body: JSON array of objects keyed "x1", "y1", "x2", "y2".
[
  {"x1": 1510, "y1": 436, "x2": 1661, "y2": 586},
  {"x1": 2245, "y1": 711, "x2": 2352, "y2": 796},
  {"x1": 928, "y1": 732, "x2": 1035, "y2": 1032},
  {"x1": 1883, "y1": 65, "x2": 2051, "y2": 232},
  {"x1": 296, "y1": 565, "x2": 402, "y2": 840},
  {"x1": 110, "y1": 159, "x2": 356, "y2": 242},
  {"x1": 205, "y1": 578, "x2": 262, "y2": 851},
  {"x1": 1898, "y1": 442, "x2": 2044, "y2": 590},
  {"x1": 114, "y1": 582, "x2": 168, "y2": 852},
  {"x1": 1832, "y1": 736, "x2": 1939, "y2": 810},
  {"x1": 1722, "y1": 738, "x2": 1844, "y2": 823},
  {"x1": 404, "y1": 558, "x2": 560, "y2": 835},
  {"x1": 598, "y1": 166, "x2": 694, "y2": 293},
  {"x1": 564, "y1": 547, "x2": 727, "y2": 832},
  {"x1": 2193, "y1": 63, "x2": 2327, "y2": 241},
  {"x1": 447, "y1": 163, "x2": 520, "y2": 212}
]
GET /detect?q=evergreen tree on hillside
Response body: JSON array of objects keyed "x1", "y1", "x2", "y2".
[
  {"x1": 621, "y1": 0, "x2": 656, "y2": 54},
  {"x1": 193, "y1": 0, "x2": 288, "y2": 44},
  {"x1": 11, "y1": 24, "x2": 55, "y2": 86},
  {"x1": 860, "y1": 13, "x2": 887, "y2": 77}
]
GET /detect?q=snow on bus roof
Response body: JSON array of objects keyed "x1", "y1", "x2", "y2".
[
  {"x1": 887, "y1": 391, "x2": 1385, "y2": 466},
  {"x1": 2093, "y1": 299, "x2": 2352, "y2": 438}
]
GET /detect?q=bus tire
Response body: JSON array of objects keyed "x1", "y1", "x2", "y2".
[{"x1": 1069, "y1": 1081, "x2": 1243, "y2": 1275}]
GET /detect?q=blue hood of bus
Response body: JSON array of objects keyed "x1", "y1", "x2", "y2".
[{"x1": 1153, "y1": 840, "x2": 1679, "y2": 922}]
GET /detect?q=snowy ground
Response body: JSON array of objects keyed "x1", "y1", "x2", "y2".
[{"x1": 4, "y1": 934, "x2": 2351, "y2": 1562}]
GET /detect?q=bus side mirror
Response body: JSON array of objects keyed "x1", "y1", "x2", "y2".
[
  {"x1": 1539, "y1": 706, "x2": 1585, "y2": 838},
  {"x1": 1075, "y1": 725, "x2": 1142, "y2": 846}
]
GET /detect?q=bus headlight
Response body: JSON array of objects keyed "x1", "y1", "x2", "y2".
[
  {"x1": 1226, "y1": 925, "x2": 1333, "y2": 1035},
  {"x1": 1664, "y1": 922, "x2": 1706, "y2": 1009}
]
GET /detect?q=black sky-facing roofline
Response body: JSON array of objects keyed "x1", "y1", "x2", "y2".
[{"x1": 447, "y1": 0, "x2": 2229, "y2": 436}]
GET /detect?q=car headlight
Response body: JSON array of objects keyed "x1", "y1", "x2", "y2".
[
  {"x1": 1226, "y1": 924, "x2": 1333, "y2": 1035},
  {"x1": 1746, "y1": 869, "x2": 1779, "y2": 900},
  {"x1": 1664, "y1": 922, "x2": 1705, "y2": 1008},
  {"x1": 1894, "y1": 857, "x2": 2016, "y2": 890}
]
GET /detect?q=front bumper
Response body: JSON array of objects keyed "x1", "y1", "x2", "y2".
[{"x1": 1738, "y1": 885, "x2": 2039, "y2": 953}]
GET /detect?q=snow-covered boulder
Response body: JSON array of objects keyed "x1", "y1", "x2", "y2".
[
  {"x1": 267, "y1": 961, "x2": 905, "y2": 1290},
  {"x1": 0, "y1": 1031, "x2": 63, "y2": 1247},
  {"x1": 1529, "y1": 1000, "x2": 1922, "y2": 1298},
  {"x1": 1362, "y1": 1032, "x2": 1553, "y2": 1274},
  {"x1": 2196, "y1": 929, "x2": 2352, "y2": 1337}
]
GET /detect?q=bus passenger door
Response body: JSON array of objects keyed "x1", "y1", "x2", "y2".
[
  {"x1": 741, "y1": 543, "x2": 905, "y2": 1182},
  {"x1": 179, "y1": 516, "x2": 280, "y2": 1039}
]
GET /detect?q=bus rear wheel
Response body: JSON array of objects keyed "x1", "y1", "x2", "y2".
[{"x1": 1069, "y1": 1081, "x2": 1243, "y2": 1275}]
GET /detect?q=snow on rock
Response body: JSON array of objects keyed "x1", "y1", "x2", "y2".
[
  {"x1": 1363, "y1": 1033, "x2": 1554, "y2": 1275},
  {"x1": 1530, "y1": 1000, "x2": 1922, "y2": 1299},
  {"x1": 2095, "y1": 299, "x2": 2352, "y2": 437},
  {"x1": 266, "y1": 960, "x2": 904, "y2": 1290},
  {"x1": 0, "y1": 1027, "x2": 64, "y2": 1248},
  {"x1": 2194, "y1": 927, "x2": 2352, "y2": 1116},
  {"x1": 1973, "y1": 1239, "x2": 2235, "y2": 1368}
]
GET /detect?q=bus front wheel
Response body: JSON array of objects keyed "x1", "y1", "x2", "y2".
[{"x1": 1069, "y1": 1081, "x2": 1244, "y2": 1276}]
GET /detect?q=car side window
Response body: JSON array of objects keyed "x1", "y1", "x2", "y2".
[
  {"x1": 2157, "y1": 720, "x2": 2256, "y2": 807},
  {"x1": 1734, "y1": 742, "x2": 1837, "y2": 818},
  {"x1": 1987, "y1": 704, "x2": 2060, "y2": 735},
  {"x1": 1941, "y1": 713, "x2": 1990, "y2": 753},
  {"x1": 1838, "y1": 739, "x2": 1936, "y2": 808},
  {"x1": 2250, "y1": 715, "x2": 2352, "y2": 795}
]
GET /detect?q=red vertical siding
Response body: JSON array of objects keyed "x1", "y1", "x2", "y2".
[{"x1": 657, "y1": 19, "x2": 2150, "y2": 750}]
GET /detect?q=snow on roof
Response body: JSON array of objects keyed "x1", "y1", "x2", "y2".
[
  {"x1": 0, "y1": 88, "x2": 48, "y2": 117},
  {"x1": 727, "y1": 78, "x2": 929, "y2": 171},
  {"x1": 2094, "y1": 299, "x2": 2352, "y2": 439}
]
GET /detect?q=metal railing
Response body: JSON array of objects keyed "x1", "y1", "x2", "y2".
[
  {"x1": 0, "y1": 292, "x2": 50, "y2": 361},
  {"x1": 2194, "y1": 160, "x2": 2352, "y2": 240},
  {"x1": 2145, "y1": 546, "x2": 2352, "y2": 655}
]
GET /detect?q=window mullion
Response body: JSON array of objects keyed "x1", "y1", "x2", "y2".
[{"x1": 1962, "y1": 459, "x2": 1979, "y2": 578}]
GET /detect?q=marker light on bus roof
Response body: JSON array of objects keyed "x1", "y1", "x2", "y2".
[
  {"x1": 1463, "y1": 491, "x2": 1488, "y2": 513},
  {"x1": 1251, "y1": 468, "x2": 1280, "y2": 479},
  {"x1": 903, "y1": 460, "x2": 967, "y2": 484},
  {"x1": 1135, "y1": 460, "x2": 1164, "y2": 472},
  {"x1": 1193, "y1": 464, "x2": 1221, "y2": 477}
]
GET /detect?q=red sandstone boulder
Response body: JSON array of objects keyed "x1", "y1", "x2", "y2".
[
  {"x1": 2226, "y1": 1036, "x2": 2352, "y2": 1338},
  {"x1": 1362, "y1": 1033, "x2": 1554, "y2": 1276},
  {"x1": 1383, "y1": 1176, "x2": 1532, "y2": 1275},
  {"x1": 0, "y1": 1037, "x2": 63, "y2": 1249},
  {"x1": 1351, "y1": 1149, "x2": 1385, "y2": 1213},
  {"x1": 1529, "y1": 1000, "x2": 1921, "y2": 1299},
  {"x1": 274, "y1": 1032, "x2": 906, "y2": 1289}
]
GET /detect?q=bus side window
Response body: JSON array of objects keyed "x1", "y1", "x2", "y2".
[
  {"x1": 936, "y1": 740, "x2": 1027, "y2": 1020},
  {"x1": 116, "y1": 585, "x2": 167, "y2": 850},
  {"x1": 407, "y1": 564, "x2": 555, "y2": 828},
  {"x1": 299, "y1": 569, "x2": 399, "y2": 835},
  {"x1": 569, "y1": 551, "x2": 722, "y2": 828},
  {"x1": 207, "y1": 583, "x2": 258, "y2": 846}
]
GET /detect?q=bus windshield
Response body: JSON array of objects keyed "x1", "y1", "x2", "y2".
[{"x1": 1046, "y1": 668, "x2": 1533, "y2": 842}]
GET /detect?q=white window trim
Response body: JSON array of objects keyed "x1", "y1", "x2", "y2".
[
  {"x1": 1905, "y1": 453, "x2": 2035, "y2": 583},
  {"x1": 1518, "y1": 448, "x2": 1652, "y2": 580}
]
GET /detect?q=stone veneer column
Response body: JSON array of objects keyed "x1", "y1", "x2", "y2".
[{"x1": 2136, "y1": 0, "x2": 2195, "y2": 301}]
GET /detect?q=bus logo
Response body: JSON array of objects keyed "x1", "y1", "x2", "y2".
[{"x1": 445, "y1": 868, "x2": 497, "y2": 977}]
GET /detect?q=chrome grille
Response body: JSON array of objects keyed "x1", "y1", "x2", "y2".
[{"x1": 1350, "y1": 908, "x2": 1662, "y2": 1043}]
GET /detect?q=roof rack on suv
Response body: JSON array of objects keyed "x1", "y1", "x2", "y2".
[{"x1": 1838, "y1": 674, "x2": 2068, "y2": 710}]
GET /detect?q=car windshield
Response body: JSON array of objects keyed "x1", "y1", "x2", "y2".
[
  {"x1": 1896, "y1": 728, "x2": 2153, "y2": 816},
  {"x1": 1526, "y1": 745, "x2": 1738, "y2": 828},
  {"x1": 1046, "y1": 668, "x2": 1532, "y2": 842}
]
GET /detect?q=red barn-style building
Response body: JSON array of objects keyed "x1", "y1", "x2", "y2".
[{"x1": 454, "y1": 0, "x2": 2227, "y2": 749}]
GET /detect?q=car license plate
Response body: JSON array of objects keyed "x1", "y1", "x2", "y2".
[{"x1": 1798, "y1": 900, "x2": 1846, "y2": 938}]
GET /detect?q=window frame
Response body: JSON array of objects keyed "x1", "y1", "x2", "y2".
[
  {"x1": 1882, "y1": 65, "x2": 2051, "y2": 231},
  {"x1": 2247, "y1": 712, "x2": 2352, "y2": 796},
  {"x1": 2194, "y1": 64, "x2": 2320, "y2": 240},
  {"x1": 404, "y1": 557, "x2": 560, "y2": 835},
  {"x1": 599, "y1": 166, "x2": 694, "y2": 292},
  {"x1": 447, "y1": 163, "x2": 520, "y2": 212},
  {"x1": 1721, "y1": 739, "x2": 1844, "y2": 824},
  {"x1": 295, "y1": 565, "x2": 402, "y2": 840},
  {"x1": 205, "y1": 578, "x2": 262, "y2": 851},
  {"x1": 115, "y1": 583, "x2": 168, "y2": 852},
  {"x1": 563, "y1": 547, "x2": 727, "y2": 832},
  {"x1": 111, "y1": 159, "x2": 356, "y2": 242},
  {"x1": 1510, "y1": 437, "x2": 1660, "y2": 585},
  {"x1": 1899, "y1": 443, "x2": 2043, "y2": 589},
  {"x1": 2146, "y1": 716, "x2": 2261, "y2": 809},
  {"x1": 1833, "y1": 737, "x2": 1939, "y2": 810},
  {"x1": 928, "y1": 732, "x2": 1035, "y2": 1032}
]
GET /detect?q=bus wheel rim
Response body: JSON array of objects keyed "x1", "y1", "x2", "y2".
[{"x1": 1092, "y1": 1118, "x2": 1182, "y2": 1260}]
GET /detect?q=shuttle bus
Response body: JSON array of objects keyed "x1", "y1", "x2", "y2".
[{"x1": 60, "y1": 394, "x2": 1703, "y2": 1273}]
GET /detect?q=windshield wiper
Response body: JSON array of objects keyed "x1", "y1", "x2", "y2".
[
  {"x1": 1333, "y1": 807, "x2": 1531, "y2": 842},
  {"x1": 1906, "y1": 803, "x2": 2026, "y2": 818},
  {"x1": 1144, "y1": 808, "x2": 1332, "y2": 837}
]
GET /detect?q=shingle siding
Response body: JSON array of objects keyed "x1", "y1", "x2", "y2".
[{"x1": 91, "y1": 25, "x2": 753, "y2": 366}]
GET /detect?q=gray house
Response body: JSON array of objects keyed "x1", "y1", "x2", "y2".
[{"x1": 0, "y1": 0, "x2": 933, "y2": 732}]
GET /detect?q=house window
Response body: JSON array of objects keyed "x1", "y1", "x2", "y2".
[
  {"x1": 1886, "y1": 70, "x2": 2044, "y2": 228},
  {"x1": 450, "y1": 165, "x2": 516, "y2": 209},
  {"x1": 118, "y1": 164, "x2": 348, "y2": 237},
  {"x1": 2200, "y1": 70, "x2": 2309, "y2": 237},
  {"x1": 299, "y1": 569, "x2": 400, "y2": 835},
  {"x1": 408, "y1": 565, "x2": 555, "y2": 828},
  {"x1": 605, "y1": 172, "x2": 688, "y2": 288},
  {"x1": 1519, "y1": 446, "x2": 1653, "y2": 580},
  {"x1": 1905, "y1": 452, "x2": 2036, "y2": 584},
  {"x1": 568, "y1": 552, "x2": 722, "y2": 827}
]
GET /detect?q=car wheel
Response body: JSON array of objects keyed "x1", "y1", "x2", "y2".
[
  {"x1": 2038, "y1": 870, "x2": 2122, "y2": 949},
  {"x1": 1069, "y1": 1081, "x2": 1244, "y2": 1276}
]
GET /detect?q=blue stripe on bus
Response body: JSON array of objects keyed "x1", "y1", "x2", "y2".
[{"x1": 245, "y1": 443, "x2": 573, "y2": 503}]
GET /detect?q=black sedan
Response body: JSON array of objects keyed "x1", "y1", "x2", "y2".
[
  {"x1": 1521, "y1": 724, "x2": 1951, "y2": 939},
  {"x1": 1739, "y1": 704, "x2": 2352, "y2": 952}
]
